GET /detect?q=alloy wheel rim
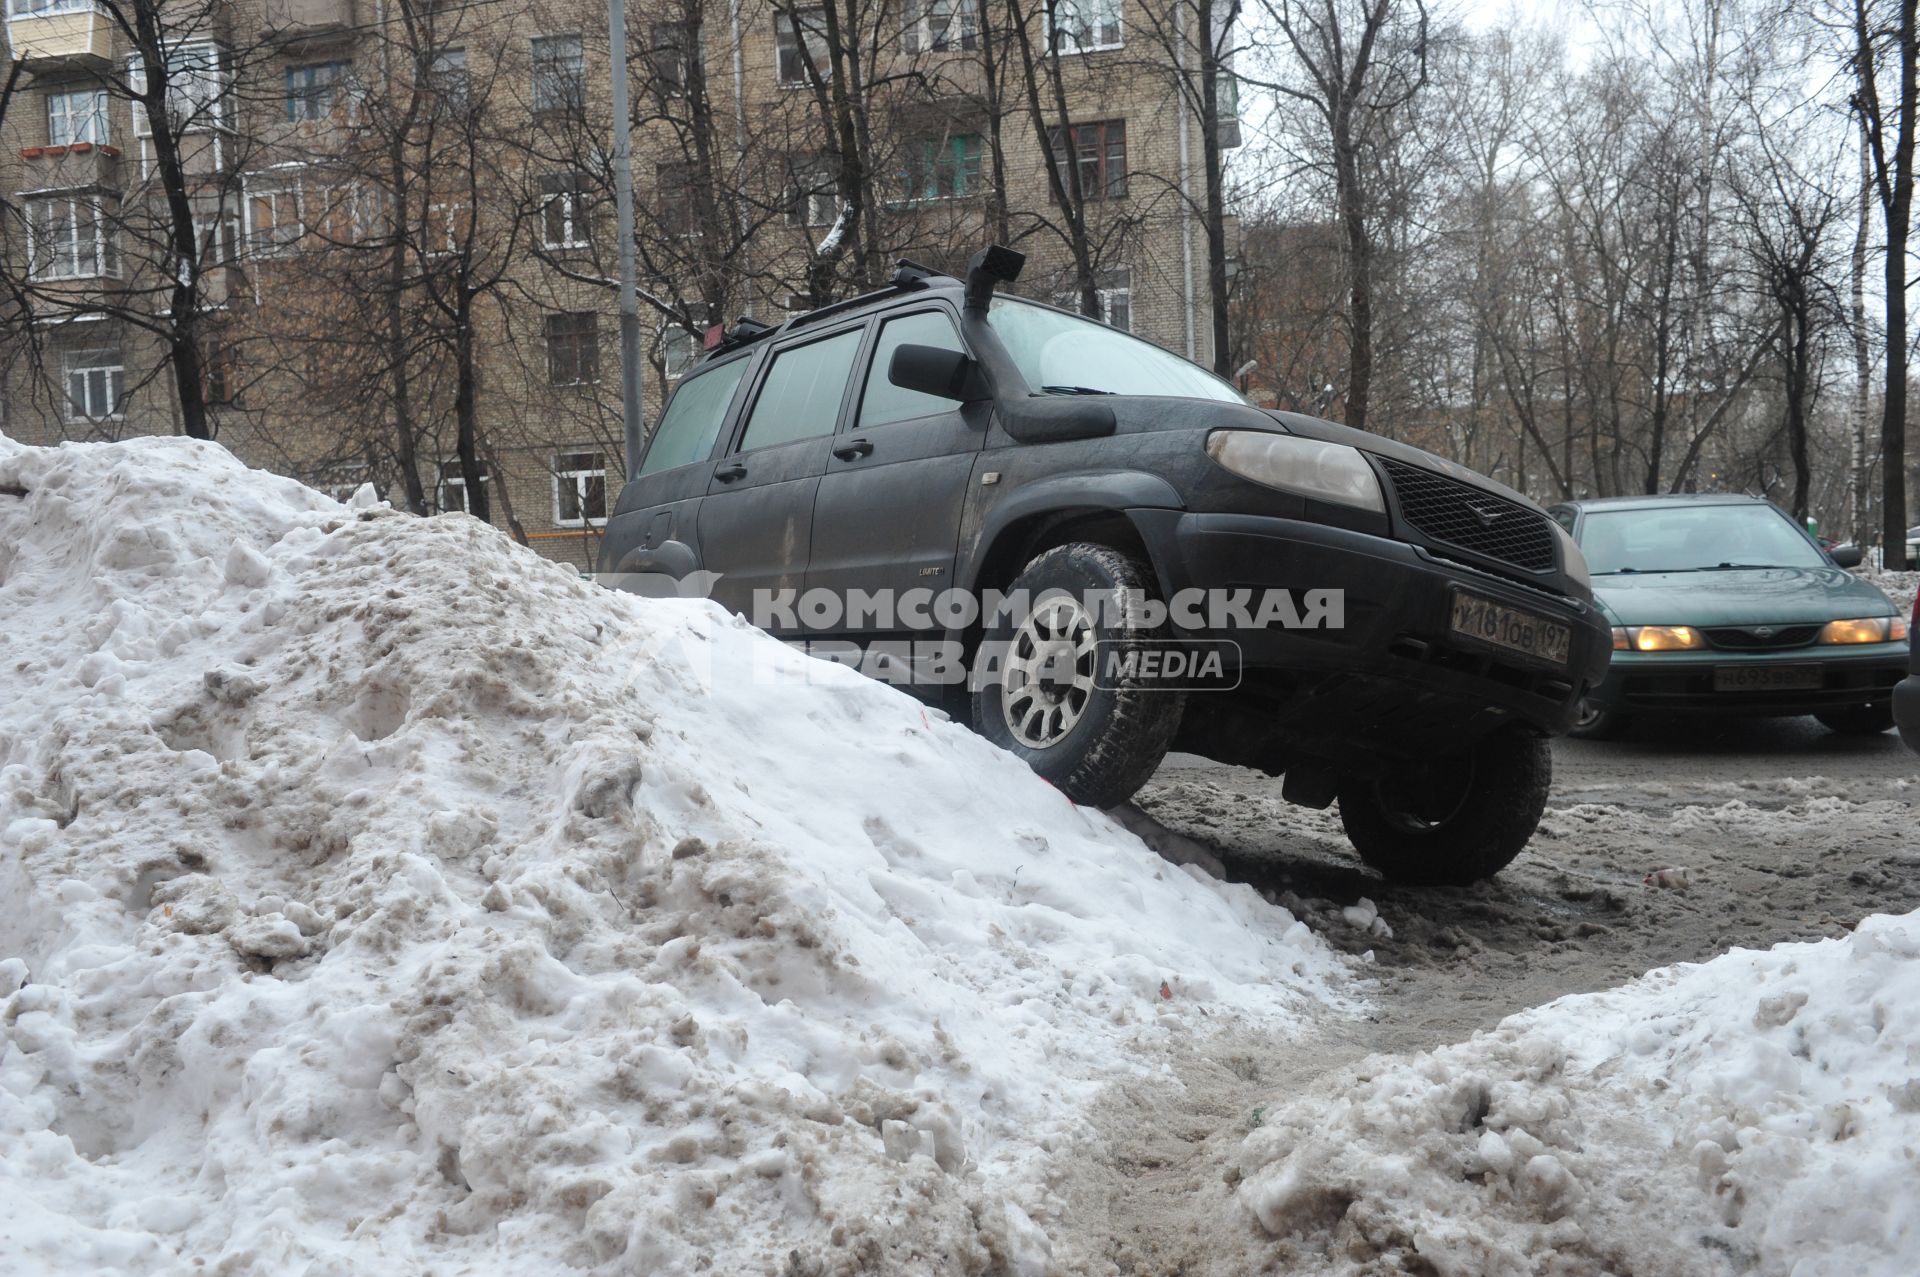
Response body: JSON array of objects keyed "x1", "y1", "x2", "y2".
[{"x1": 1001, "y1": 595, "x2": 1097, "y2": 749}]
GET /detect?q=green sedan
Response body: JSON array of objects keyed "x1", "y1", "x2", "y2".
[{"x1": 1548, "y1": 494, "x2": 1909, "y2": 738}]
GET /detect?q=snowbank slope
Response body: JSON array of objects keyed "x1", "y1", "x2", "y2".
[
  {"x1": 0, "y1": 436, "x2": 1343, "y2": 1275},
  {"x1": 1220, "y1": 910, "x2": 1920, "y2": 1276}
]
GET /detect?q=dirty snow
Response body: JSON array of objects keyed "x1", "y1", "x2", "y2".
[
  {"x1": 1214, "y1": 911, "x2": 1920, "y2": 1276},
  {"x1": 0, "y1": 435, "x2": 1346, "y2": 1275}
]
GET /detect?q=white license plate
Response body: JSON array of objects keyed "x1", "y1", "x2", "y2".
[
  {"x1": 1713, "y1": 665, "x2": 1823, "y2": 692},
  {"x1": 1449, "y1": 591, "x2": 1570, "y2": 666}
]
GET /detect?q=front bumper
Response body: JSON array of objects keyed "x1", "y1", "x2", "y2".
[
  {"x1": 1593, "y1": 644, "x2": 1907, "y2": 717},
  {"x1": 1130, "y1": 510, "x2": 1611, "y2": 743}
]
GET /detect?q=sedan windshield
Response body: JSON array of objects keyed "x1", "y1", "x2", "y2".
[
  {"x1": 1578, "y1": 504, "x2": 1828, "y2": 574},
  {"x1": 988, "y1": 299, "x2": 1247, "y2": 403}
]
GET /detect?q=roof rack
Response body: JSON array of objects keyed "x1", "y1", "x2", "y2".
[
  {"x1": 697, "y1": 257, "x2": 964, "y2": 362},
  {"x1": 701, "y1": 315, "x2": 778, "y2": 357}
]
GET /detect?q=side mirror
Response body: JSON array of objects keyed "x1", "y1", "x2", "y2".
[
  {"x1": 889, "y1": 344, "x2": 990, "y2": 403},
  {"x1": 1829, "y1": 543, "x2": 1863, "y2": 568}
]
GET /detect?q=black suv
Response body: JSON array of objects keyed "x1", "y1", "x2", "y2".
[{"x1": 600, "y1": 249, "x2": 1611, "y2": 884}]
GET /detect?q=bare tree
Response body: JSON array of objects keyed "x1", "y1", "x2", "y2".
[
  {"x1": 1847, "y1": 0, "x2": 1916, "y2": 566},
  {"x1": 1247, "y1": 0, "x2": 1431, "y2": 431}
]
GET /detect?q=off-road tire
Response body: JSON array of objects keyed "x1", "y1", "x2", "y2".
[
  {"x1": 1567, "y1": 694, "x2": 1629, "y2": 740},
  {"x1": 1815, "y1": 703, "x2": 1895, "y2": 736},
  {"x1": 973, "y1": 543, "x2": 1184, "y2": 807},
  {"x1": 1336, "y1": 731, "x2": 1552, "y2": 886}
]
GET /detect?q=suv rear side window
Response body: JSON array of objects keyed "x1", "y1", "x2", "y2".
[
  {"x1": 639, "y1": 356, "x2": 751, "y2": 477},
  {"x1": 858, "y1": 310, "x2": 966, "y2": 428},
  {"x1": 737, "y1": 328, "x2": 864, "y2": 452}
]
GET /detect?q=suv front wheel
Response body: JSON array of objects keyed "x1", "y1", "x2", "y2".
[
  {"x1": 1336, "y1": 731, "x2": 1551, "y2": 885},
  {"x1": 973, "y1": 543, "x2": 1184, "y2": 808}
]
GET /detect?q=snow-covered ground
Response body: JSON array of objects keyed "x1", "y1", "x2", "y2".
[
  {"x1": 0, "y1": 435, "x2": 1345, "y2": 1275},
  {"x1": 4, "y1": 434, "x2": 1918, "y2": 1277},
  {"x1": 1220, "y1": 912, "x2": 1920, "y2": 1276}
]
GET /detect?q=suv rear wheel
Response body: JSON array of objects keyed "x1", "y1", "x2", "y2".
[
  {"x1": 973, "y1": 543, "x2": 1184, "y2": 808},
  {"x1": 1336, "y1": 732, "x2": 1551, "y2": 885}
]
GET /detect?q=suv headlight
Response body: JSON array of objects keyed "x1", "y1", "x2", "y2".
[
  {"x1": 1205, "y1": 431, "x2": 1385, "y2": 513},
  {"x1": 1552, "y1": 523, "x2": 1591, "y2": 592}
]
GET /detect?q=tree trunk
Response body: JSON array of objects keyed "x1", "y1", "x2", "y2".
[
  {"x1": 1333, "y1": 104, "x2": 1372, "y2": 431},
  {"x1": 1198, "y1": 0, "x2": 1233, "y2": 374},
  {"x1": 1851, "y1": 120, "x2": 1873, "y2": 547},
  {"x1": 130, "y1": 0, "x2": 210, "y2": 439}
]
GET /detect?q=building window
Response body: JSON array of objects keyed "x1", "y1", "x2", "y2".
[
  {"x1": 318, "y1": 463, "x2": 375, "y2": 503},
  {"x1": 545, "y1": 311, "x2": 599, "y2": 385},
  {"x1": 128, "y1": 42, "x2": 227, "y2": 136},
  {"x1": 311, "y1": 183, "x2": 379, "y2": 245},
  {"x1": 426, "y1": 201, "x2": 471, "y2": 256},
  {"x1": 429, "y1": 47, "x2": 469, "y2": 108},
  {"x1": 531, "y1": 34, "x2": 585, "y2": 114},
  {"x1": 654, "y1": 163, "x2": 699, "y2": 236},
  {"x1": 1055, "y1": 267, "x2": 1132, "y2": 330},
  {"x1": 47, "y1": 88, "x2": 109, "y2": 146},
  {"x1": 649, "y1": 22, "x2": 693, "y2": 93},
  {"x1": 25, "y1": 195, "x2": 118, "y2": 279},
  {"x1": 552, "y1": 450, "x2": 608, "y2": 526},
  {"x1": 437, "y1": 459, "x2": 490, "y2": 519},
  {"x1": 776, "y1": 10, "x2": 828, "y2": 86},
  {"x1": 201, "y1": 340, "x2": 240, "y2": 404},
  {"x1": 285, "y1": 61, "x2": 350, "y2": 121},
  {"x1": 660, "y1": 328, "x2": 700, "y2": 379},
  {"x1": 1048, "y1": 119, "x2": 1127, "y2": 200},
  {"x1": 1051, "y1": 0, "x2": 1122, "y2": 51},
  {"x1": 245, "y1": 185, "x2": 303, "y2": 255},
  {"x1": 898, "y1": 133, "x2": 981, "y2": 204},
  {"x1": 903, "y1": 0, "x2": 976, "y2": 52},
  {"x1": 540, "y1": 174, "x2": 589, "y2": 248},
  {"x1": 64, "y1": 351, "x2": 125, "y2": 422},
  {"x1": 787, "y1": 157, "x2": 838, "y2": 227}
]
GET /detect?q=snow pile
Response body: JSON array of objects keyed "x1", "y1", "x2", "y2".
[
  {"x1": 1856, "y1": 566, "x2": 1917, "y2": 617},
  {"x1": 1218, "y1": 911, "x2": 1920, "y2": 1276},
  {"x1": 0, "y1": 436, "x2": 1345, "y2": 1275}
]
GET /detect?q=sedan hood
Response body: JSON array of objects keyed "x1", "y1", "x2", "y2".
[{"x1": 1594, "y1": 565, "x2": 1896, "y2": 627}]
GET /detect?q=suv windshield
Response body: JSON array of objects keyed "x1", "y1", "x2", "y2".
[
  {"x1": 1578, "y1": 504, "x2": 1828, "y2": 574},
  {"x1": 988, "y1": 299, "x2": 1246, "y2": 403}
]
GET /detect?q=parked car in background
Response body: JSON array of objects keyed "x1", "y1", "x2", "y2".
[
  {"x1": 1552, "y1": 495, "x2": 1908, "y2": 737},
  {"x1": 601, "y1": 248, "x2": 1612, "y2": 884}
]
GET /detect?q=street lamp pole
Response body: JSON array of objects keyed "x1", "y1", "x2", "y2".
[{"x1": 607, "y1": 0, "x2": 645, "y2": 476}]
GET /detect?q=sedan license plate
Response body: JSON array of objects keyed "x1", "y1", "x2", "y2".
[
  {"x1": 1449, "y1": 591, "x2": 1570, "y2": 666},
  {"x1": 1713, "y1": 665, "x2": 1823, "y2": 692}
]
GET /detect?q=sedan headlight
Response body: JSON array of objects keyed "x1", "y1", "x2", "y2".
[
  {"x1": 1611, "y1": 625, "x2": 1705, "y2": 652},
  {"x1": 1205, "y1": 431, "x2": 1385, "y2": 513},
  {"x1": 1820, "y1": 616, "x2": 1909, "y2": 644}
]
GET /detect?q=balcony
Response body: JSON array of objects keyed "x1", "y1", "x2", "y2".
[
  {"x1": 5, "y1": 0, "x2": 113, "y2": 70},
  {"x1": 262, "y1": 0, "x2": 354, "y2": 40},
  {"x1": 17, "y1": 141, "x2": 121, "y2": 191}
]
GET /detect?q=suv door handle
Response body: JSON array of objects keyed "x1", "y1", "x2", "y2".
[
  {"x1": 714, "y1": 462, "x2": 747, "y2": 483},
  {"x1": 832, "y1": 438, "x2": 874, "y2": 461}
]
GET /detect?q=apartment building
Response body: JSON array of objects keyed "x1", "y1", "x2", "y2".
[{"x1": 0, "y1": 0, "x2": 1233, "y2": 567}]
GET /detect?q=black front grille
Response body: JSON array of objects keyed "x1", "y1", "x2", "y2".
[
  {"x1": 1378, "y1": 458, "x2": 1557, "y2": 573},
  {"x1": 1702, "y1": 624, "x2": 1821, "y2": 650}
]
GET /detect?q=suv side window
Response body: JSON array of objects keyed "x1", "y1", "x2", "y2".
[
  {"x1": 638, "y1": 356, "x2": 751, "y2": 477},
  {"x1": 1549, "y1": 507, "x2": 1577, "y2": 534},
  {"x1": 736, "y1": 327, "x2": 864, "y2": 452},
  {"x1": 857, "y1": 310, "x2": 966, "y2": 429}
]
